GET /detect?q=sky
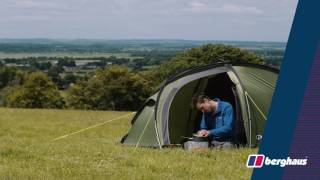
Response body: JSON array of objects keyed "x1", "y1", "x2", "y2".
[{"x1": 0, "y1": 0, "x2": 298, "y2": 41}]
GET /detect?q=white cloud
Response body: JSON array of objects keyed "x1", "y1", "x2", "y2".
[
  {"x1": 219, "y1": 4, "x2": 262, "y2": 14},
  {"x1": 8, "y1": 0, "x2": 66, "y2": 10},
  {"x1": 189, "y1": 2, "x2": 207, "y2": 8},
  {"x1": 185, "y1": 2, "x2": 263, "y2": 15},
  {"x1": 187, "y1": 2, "x2": 208, "y2": 12}
]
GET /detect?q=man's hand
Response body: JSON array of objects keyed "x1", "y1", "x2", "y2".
[{"x1": 197, "y1": 130, "x2": 210, "y2": 137}]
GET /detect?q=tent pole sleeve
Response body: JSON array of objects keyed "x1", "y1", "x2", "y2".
[{"x1": 244, "y1": 91, "x2": 252, "y2": 148}]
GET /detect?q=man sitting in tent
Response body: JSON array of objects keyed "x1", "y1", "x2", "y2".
[{"x1": 191, "y1": 94, "x2": 234, "y2": 149}]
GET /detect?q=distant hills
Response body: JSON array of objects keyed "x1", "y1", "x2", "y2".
[{"x1": 0, "y1": 39, "x2": 286, "y2": 53}]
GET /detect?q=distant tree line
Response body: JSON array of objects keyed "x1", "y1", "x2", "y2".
[
  {"x1": 130, "y1": 50, "x2": 179, "y2": 65},
  {"x1": 0, "y1": 41, "x2": 195, "y2": 53},
  {"x1": 1, "y1": 56, "x2": 131, "y2": 68},
  {"x1": 0, "y1": 43, "x2": 124, "y2": 53},
  {"x1": 0, "y1": 44, "x2": 265, "y2": 110}
]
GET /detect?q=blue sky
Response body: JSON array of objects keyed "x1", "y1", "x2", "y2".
[{"x1": 0, "y1": 0, "x2": 298, "y2": 41}]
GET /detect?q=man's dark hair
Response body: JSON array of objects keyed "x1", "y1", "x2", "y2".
[{"x1": 191, "y1": 94, "x2": 210, "y2": 109}]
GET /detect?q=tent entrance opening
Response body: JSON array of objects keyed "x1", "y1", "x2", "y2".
[{"x1": 168, "y1": 72, "x2": 247, "y2": 145}]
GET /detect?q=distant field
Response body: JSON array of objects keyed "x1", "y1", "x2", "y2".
[
  {"x1": 0, "y1": 108, "x2": 256, "y2": 179},
  {"x1": 0, "y1": 52, "x2": 140, "y2": 60}
]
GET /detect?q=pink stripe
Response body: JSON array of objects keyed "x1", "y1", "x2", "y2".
[{"x1": 255, "y1": 156, "x2": 264, "y2": 166}]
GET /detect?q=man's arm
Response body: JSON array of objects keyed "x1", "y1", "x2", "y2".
[
  {"x1": 200, "y1": 112, "x2": 207, "y2": 130},
  {"x1": 208, "y1": 105, "x2": 233, "y2": 137}
]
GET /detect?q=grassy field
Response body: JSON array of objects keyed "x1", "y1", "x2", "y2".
[{"x1": 0, "y1": 108, "x2": 256, "y2": 180}]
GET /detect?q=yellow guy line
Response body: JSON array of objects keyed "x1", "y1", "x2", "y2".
[
  {"x1": 51, "y1": 112, "x2": 136, "y2": 142},
  {"x1": 134, "y1": 110, "x2": 154, "y2": 152},
  {"x1": 245, "y1": 91, "x2": 267, "y2": 120}
]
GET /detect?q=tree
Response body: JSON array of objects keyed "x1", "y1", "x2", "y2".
[
  {"x1": 63, "y1": 73, "x2": 77, "y2": 85},
  {"x1": 5, "y1": 71, "x2": 64, "y2": 108},
  {"x1": 0, "y1": 67, "x2": 25, "y2": 89},
  {"x1": 65, "y1": 81, "x2": 92, "y2": 109},
  {"x1": 0, "y1": 67, "x2": 26, "y2": 107},
  {"x1": 67, "y1": 65, "x2": 151, "y2": 110},
  {"x1": 31, "y1": 61, "x2": 52, "y2": 70},
  {"x1": 146, "y1": 44, "x2": 263, "y2": 89},
  {"x1": 47, "y1": 66, "x2": 64, "y2": 89},
  {"x1": 57, "y1": 59, "x2": 76, "y2": 67}
]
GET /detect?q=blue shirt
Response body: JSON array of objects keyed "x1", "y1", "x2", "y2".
[{"x1": 200, "y1": 98, "x2": 234, "y2": 140}]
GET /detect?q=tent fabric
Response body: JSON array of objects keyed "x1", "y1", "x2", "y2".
[
  {"x1": 122, "y1": 93, "x2": 161, "y2": 147},
  {"x1": 232, "y1": 65, "x2": 278, "y2": 147},
  {"x1": 121, "y1": 63, "x2": 279, "y2": 148}
]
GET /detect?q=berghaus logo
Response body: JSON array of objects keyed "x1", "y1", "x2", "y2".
[{"x1": 246, "y1": 154, "x2": 308, "y2": 168}]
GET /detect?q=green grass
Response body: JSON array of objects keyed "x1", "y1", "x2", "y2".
[{"x1": 0, "y1": 108, "x2": 256, "y2": 179}]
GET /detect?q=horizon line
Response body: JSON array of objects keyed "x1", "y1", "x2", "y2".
[{"x1": 0, "y1": 38, "x2": 286, "y2": 43}]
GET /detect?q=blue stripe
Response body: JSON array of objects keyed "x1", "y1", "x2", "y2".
[
  {"x1": 252, "y1": 1, "x2": 320, "y2": 179},
  {"x1": 248, "y1": 156, "x2": 256, "y2": 166}
]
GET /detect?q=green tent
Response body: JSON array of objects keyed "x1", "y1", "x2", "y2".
[{"x1": 121, "y1": 63, "x2": 278, "y2": 148}]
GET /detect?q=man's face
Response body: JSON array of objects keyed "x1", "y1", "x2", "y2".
[{"x1": 196, "y1": 99, "x2": 212, "y2": 113}]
